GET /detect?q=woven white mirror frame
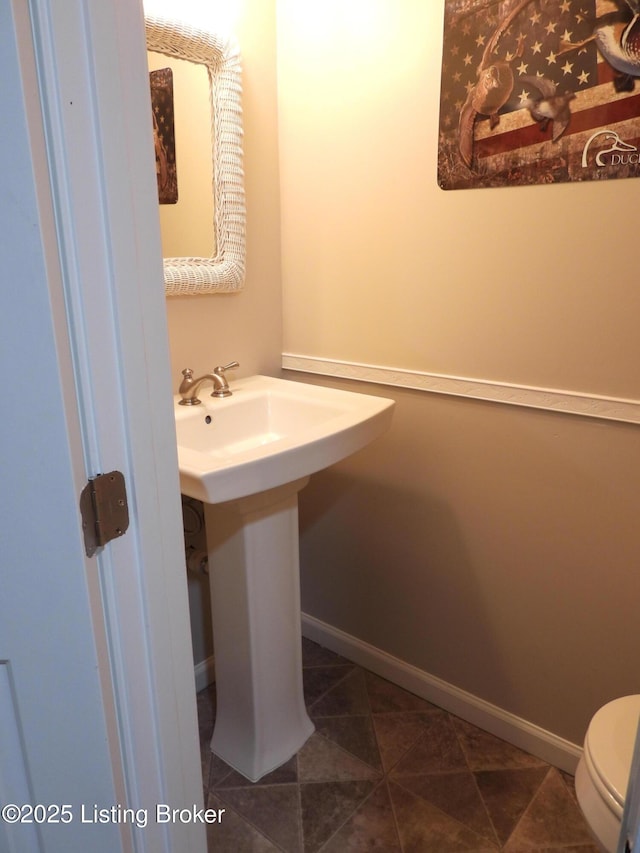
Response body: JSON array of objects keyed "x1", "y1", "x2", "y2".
[{"x1": 145, "y1": 14, "x2": 246, "y2": 294}]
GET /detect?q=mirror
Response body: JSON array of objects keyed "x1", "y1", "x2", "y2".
[{"x1": 145, "y1": 14, "x2": 246, "y2": 295}]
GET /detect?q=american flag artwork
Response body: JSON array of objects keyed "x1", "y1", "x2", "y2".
[
  {"x1": 150, "y1": 67, "x2": 178, "y2": 204},
  {"x1": 438, "y1": 0, "x2": 640, "y2": 189}
]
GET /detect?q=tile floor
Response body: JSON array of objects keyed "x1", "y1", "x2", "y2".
[{"x1": 199, "y1": 639, "x2": 598, "y2": 852}]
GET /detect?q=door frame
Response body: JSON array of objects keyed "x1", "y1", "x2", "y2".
[{"x1": 9, "y1": 0, "x2": 205, "y2": 850}]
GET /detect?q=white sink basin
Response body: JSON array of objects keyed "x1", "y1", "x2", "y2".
[{"x1": 175, "y1": 374, "x2": 394, "y2": 504}]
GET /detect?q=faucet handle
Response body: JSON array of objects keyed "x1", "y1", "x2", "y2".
[
  {"x1": 213, "y1": 361, "x2": 239, "y2": 376},
  {"x1": 209, "y1": 361, "x2": 239, "y2": 398}
]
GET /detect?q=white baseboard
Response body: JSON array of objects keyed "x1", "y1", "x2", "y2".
[
  {"x1": 193, "y1": 617, "x2": 582, "y2": 774},
  {"x1": 194, "y1": 655, "x2": 215, "y2": 693},
  {"x1": 301, "y1": 612, "x2": 582, "y2": 775}
]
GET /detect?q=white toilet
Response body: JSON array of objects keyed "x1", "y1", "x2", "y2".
[{"x1": 575, "y1": 694, "x2": 640, "y2": 852}]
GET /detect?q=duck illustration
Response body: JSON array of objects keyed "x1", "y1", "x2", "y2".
[
  {"x1": 560, "y1": 0, "x2": 640, "y2": 92},
  {"x1": 520, "y1": 76, "x2": 576, "y2": 142},
  {"x1": 596, "y1": 0, "x2": 640, "y2": 90},
  {"x1": 458, "y1": 0, "x2": 535, "y2": 168},
  {"x1": 581, "y1": 129, "x2": 637, "y2": 167}
]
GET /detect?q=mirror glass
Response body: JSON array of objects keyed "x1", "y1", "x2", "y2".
[
  {"x1": 145, "y1": 14, "x2": 246, "y2": 295},
  {"x1": 147, "y1": 52, "x2": 214, "y2": 259}
]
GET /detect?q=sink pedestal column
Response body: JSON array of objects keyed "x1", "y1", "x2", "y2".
[{"x1": 203, "y1": 477, "x2": 314, "y2": 782}]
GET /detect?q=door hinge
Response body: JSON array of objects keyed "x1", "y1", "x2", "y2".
[{"x1": 80, "y1": 470, "x2": 130, "y2": 557}]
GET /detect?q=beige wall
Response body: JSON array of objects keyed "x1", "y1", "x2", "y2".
[
  {"x1": 277, "y1": 0, "x2": 640, "y2": 399},
  {"x1": 163, "y1": 0, "x2": 282, "y2": 383},
  {"x1": 277, "y1": 0, "x2": 640, "y2": 745},
  {"x1": 159, "y1": 0, "x2": 282, "y2": 666},
  {"x1": 161, "y1": 0, "x2": 639, "y2": 747}
]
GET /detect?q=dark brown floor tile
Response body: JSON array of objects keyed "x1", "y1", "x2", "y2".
[
  {"x1": 321, "y1": 781, "x2": 402, "y2": 852},
  {"x1": 503, "y1": 768, "x2": 596, "y2": 851},
  {"x1": 504, "y1": 847, "x2": 599, "y2": 853},
  {"x1": 196, "y1": 649, "x2": 594, "y2": 853},
  {"x1": 395, "y1": 771, "x2": 498, "y2": 842},
  {"x1": 365, "y1": 672, "x2": 438, "y2": 714},
  {"x1": 309, "y1": 668, "x2": 370, "y2": 717},
  {"x1": 391, "y1": 710, "x2": 469, "y2": 776},
  {"x1": 206, "y1": 792, "x2": 281, "y2": 852},
  {"x1": 298, "y1": 732, "x2": 381, "y2": 783},
  {"x1": 215, "y1": 783, "x2": 302, "y2": 853},
  {"x1": 206, "y1": 752, "x2": 236, "y2": 789},
  {"x1": 215, "y1": 754, "x2": 298, "y2": 789},
  {"x1": 389, "y1": 781, "x2": 500, "y2": 852},
  {"x1": 312, "y1": 714, "x2": 382, "y2": 769},
  {"x1": 300, "y1": 779, "x2": 377, "y2": 852},
  {"x1": 474, "y1": 766, "x2": 549, "y2": 845},
  {"x1": 303, "y1": 664, "x2": 354, "y2": 707},
  {"x1": 561, "y1": 769, "x2": 582, "y2": 803},
  {"x1": 373, "y1": 711, "x2": 442, "y2": 772},
  {"x1": 302, "y1": 638, "x2": 350, "y2": 668},
  {"x1": 452, "y1": 718, "x2": 549, "y2": 772},
  {"x1": 201, "y1": 747, "x2": 212, "y2": 797},
  {"x1": 197, "y1": 684, "x2": 217, "y2": 735},
  {"x1": 561, "y1": 848, "x2": 599, "y2": 852}
]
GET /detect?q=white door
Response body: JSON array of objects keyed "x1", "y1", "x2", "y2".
[
  {"x1": 1, "y1": 1, "x2": 204, "y2": 851},
  {"x1": 620, "y1": 718, "x2": 640, "y2": 852}
]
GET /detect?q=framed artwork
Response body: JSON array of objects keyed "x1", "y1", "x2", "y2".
[
  {"x1": 150, "y1": 67, "x2": 178, "y2": 204},
  {"x1": 438, "y1": 0, "x2": 640, "y2": 189}
]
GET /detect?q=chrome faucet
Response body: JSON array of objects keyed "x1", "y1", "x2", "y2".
[{"x1": 178, "y1": 362, "x2": 239, "y2": 405}]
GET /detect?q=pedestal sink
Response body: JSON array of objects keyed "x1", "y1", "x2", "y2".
[{"x1": 175, "y1": 374, "x2": 394, "y2": 781}]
